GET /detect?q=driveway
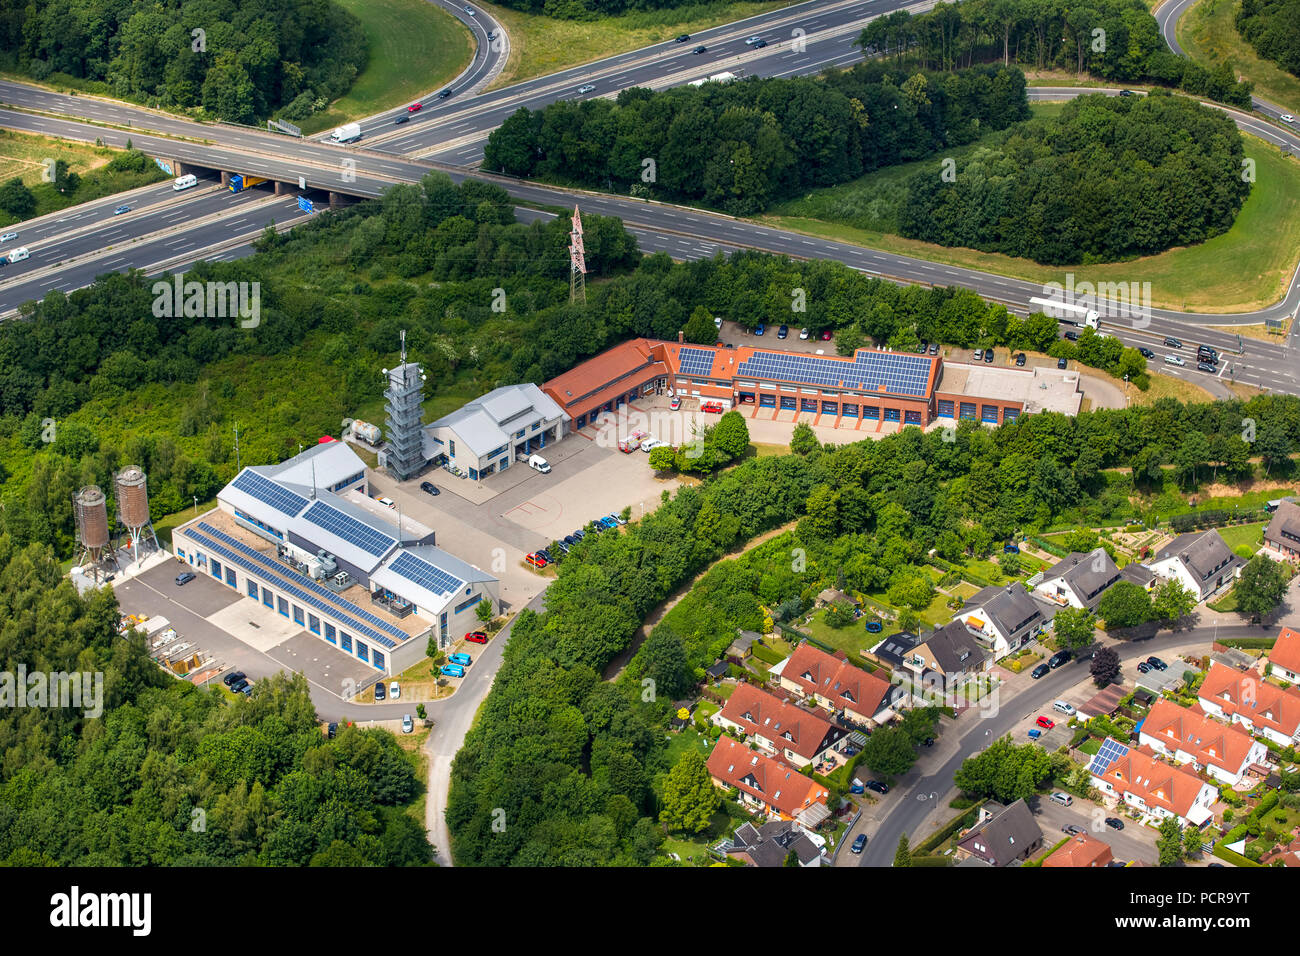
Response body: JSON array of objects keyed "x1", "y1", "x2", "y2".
[{"x1": 1033, "y1": 795, "x2": 1158, "y2": 865}]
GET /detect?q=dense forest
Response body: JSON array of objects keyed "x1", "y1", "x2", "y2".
[
  {"x1": 1236, "y1": 0, "x2": 1300, "y2": 77},
  {"x1": 897, "y1": 92, "x2": 1251, "y2": 264},
  {"x1": 0, "y1": 0, "x2": 367, "y2": 123},
  {"x1": 447, "y1": 394, "x2": 1300, "y2": 864},
  {"x1": 862, "y1": 0, "x2": 1254, "y2": 107},
  {"x1": 0, "y1": 173, "x2": 1147, "y2": 561},
  {"x1": 484, "y1": 63, "x2": 1030, "y2": 214},
  {"x1": 0, "y1": 540, "x2": 432, "y2": 865}
]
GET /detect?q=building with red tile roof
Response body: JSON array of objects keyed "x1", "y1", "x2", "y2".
[
  {"x1": 1198, "y1": 661, "x2": 1300, "y2": 748},
  {"x1": 706, "y1": 735, "x2": 830, "y2": 823},
  {"x1": 1138, "y1": 699, "x2": 1267, "y2": 786},
  {"x1": 1042, "y1": 833, "x2": 1114, "y2": 868},
  {"x1": 713, "y1": 683, "x2": 848, "y2": 766},
  {"x1": 775, "y1": 643, "x2": 897, "y2": 727},
  {"x1": 1089, "y1": 739, "x2": 1217, "y2": 827},
  {"x1": 1269, "y1": 626, "x2": 1300, "y2": 684}
]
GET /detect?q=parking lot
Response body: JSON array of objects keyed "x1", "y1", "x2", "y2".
[{"x1": 1031, "y1": 794, "x2": 1159, "y2": 865}]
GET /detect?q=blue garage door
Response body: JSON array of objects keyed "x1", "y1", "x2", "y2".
[
  {"x1": 841, "y1": 403, "x2": 858, "y2": 418},
  {"x1": 800, "y1": 399, "x2": 818, "y2": 413},
  {"x1": 981, "y1": 404, "x2": 999, "y2": 423},
  {"x1": 864, "y1": 406, "x2": 880, "y2": 420},
  {"x1": 211, "y1": 558, "x2": 222, "y2": 580},
  {"x1": 937, "y1": 399, "x2": 955, "y2": 417},
  {"x1": 959, "y1": 402, "x2": 977, "y2": 420},
  {"x1": 821, "y1": 402, "x2": 838, "y2": 415},
  {"x1": 1004, "y1": 407, "x2": 1020, "y2": 422},
  {"x1": 780, "y1": 396, "x2": 797, "y2": 410},
  {"x1": 759, "y1": 394, "x2": 776, "y2": 408},
  {"x1": 576, "y1": 414, "x2": 587, "y2": 429},
  {"x1": 884, "y1": 408, "x2": 900, "y2": 422},
  {"x1": 904, "y1": 410, "x2": 922, "y2": 425}
]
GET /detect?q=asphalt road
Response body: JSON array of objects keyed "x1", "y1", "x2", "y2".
[{"x1": 856, "y1": 623, "x2": 1277, "y2": 867}]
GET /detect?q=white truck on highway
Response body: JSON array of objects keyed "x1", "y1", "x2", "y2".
[
  {"x1": 1028, "y1": 296, "x2": 1099, "y2": 330},
  {"x1": 331, "y1": 122, "x2": 362, "y2": 144},
  {"x1": 688, "y1": 71, "x2": 738, "y2": 87}
]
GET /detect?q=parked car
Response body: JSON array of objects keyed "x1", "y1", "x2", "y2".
[
  {"x1": 1056, "y1": 357, "x2": 1068, "y2": 369},
  {"x1": 1105, "y1": 817, "x2": 1125, "y2": 830},
  {"x1": 799, "y1": 327, "x2": 810, "y2": 339},
  {"x1": 175, "y1": 571, "x2": 196, "y2": 585},
  {"x1": 572, "y1": 529, "x2": 586, "y2": 540},
  {"x1": 1146, "y1": 656, "x2": 1168, "y2": 671},
  {"x1": 670, "y1": 396, "x2": 681, "y2": 410},
  {"x1": 1136, "y1": 661, "x2": 1152, "y2": 674},
  {"x1": 777, "y1": 324, "x2": 789, "y2": 339},
  {"x1": 1036, "y1": 716, "x2": 1055, "y2": 729},
  {"x1": 820, "y1": 330, "x2": 832, "y2": 341},
  {"x1": 610, "y1": 514, "x2": 627, "y2": 525},
  {"x1": 754, "y1": 323, "x2": 765, "y2": 336},
  {"x1": 1015, "y1": 352, "x2": 1026, "y2": 366},
  {"x1": 562, "y1": 534, "x2": 578, "y2": 547},
  {"x1": 420, "y1": 481, "x2": 440, "y2": 496},
  {"x1": 448, "y1": 652, "x2": 471, "y2": 666},
  {"x1": 850, "y1": 833, "x2": 868, "y2": 854},
  {"x1": 374, "y1": 682, "x2": 386, "y2": 701},
  {"x1": 526, "y1": 552, "x2": 547, "y2": 568},
  {"x1": 928, "y1": 342, "x2": 939, "y2": 355},
  {"x1": 1031, "y1": 662, "x2": 1051, "y2": 679},
  {"x1": 1054, "y1": 700, "x2": 1077, "y2": 716},
  {"x1": 389, "y1": 681, "x2": 400, "y2": 699},
  {"x1": 440, "y1": 663, "x2": 465, "y2": 677},
  {"x1": 238, "y1": 683, "x2": 252, "y2": 696},
  {"x1": 1062, "y1": 824, "x2": 1085, "y2": 836},
  {"x1": 1028, "y1": 728, "x2": 1042, "y2": 739},
  {"x1": 223, "y1": 671, "x2": 246, "y2": 687},
  {"x1": 402, "y1": 714, "x2": 414, "y2": 733},
  {"x1": 1064, "y1": 330, "x2": 1079, "y2": 341},
  {"x1": 600, "y1": 516, "x2": 619, "y2": 529},
  {"x1": 464, "y1": 631, "x2": 488, "y2": 644},
  {"x1": 864, "y1": 780, "x2": 889, "y2": 794},
  {"x1": 536, "y1": 548, "x2": 552, "y2": 562},
  {"x1": 327, "y1": 722, "x2": 338, "y2": 739},
  {"x1": 849, "y1": 781, "x2": 865, "y2": 794},
  {"x1": 974, "y1": 349, "x2": 984, "y2": 361},
  {"x1": 1049, "y1": 650, "x2": 1071, "y2": 668},
  {"x1": 700, "y1": 401, "x2": 724, "y2": 413},
  {"x1": 983, "y1": 349, "x2": 995, "y2": 363}
]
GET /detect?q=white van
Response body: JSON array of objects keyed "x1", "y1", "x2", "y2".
[
  {"x1": 377, "y1": 496, "x2": 395, "y2": 509},
  {"x1": 6, "y1": 246, "x2": 29, "y2": 262},
  {"x1": 1053, "y1": 700, "x2": 1076, "y2": 716},
  {"x1": 173, "y1": 173, "x2": 198, "y2": 191},
  {"x1": 528, "y1": 454, "x2": 551, "y2": 473}
]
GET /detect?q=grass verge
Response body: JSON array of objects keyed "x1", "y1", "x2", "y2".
[{"x1": 1179, "y1": 0, "x2": 1300, "y2": 117}]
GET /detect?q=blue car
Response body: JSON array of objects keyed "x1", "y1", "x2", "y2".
[
  {"x1": 849, "y1": 781, "x2": 865, "y2": 794},
  {"x1": 1028, "y1": 727, "x2": 1042, "y2": 739},
  {"x1": 440, "y1": 663, "x2": 465, "y2": 678},
  {"x1": 754, "y1": 323, "x2": 765, "y2": 336},
  {"x1": 113, "y1": 204, "x2": 131, "y2": 215},
  {"x1": 864, "y1": 620, "x2": 882, "y2": 633},
  {"x1": 600, "y1": 516, "x2": 618, "y2": 529},
  {"x1": 448, "y1": 652, "x2": 471, "y2": 666},
  {"x1": 562, "y1": 534, "x2": 577, "y2": 547}
]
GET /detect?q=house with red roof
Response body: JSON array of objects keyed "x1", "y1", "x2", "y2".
[
  {"x1": 774, "y1": 644, "x2": 898, "y2": 727},
  {"x1": 1088, "y1": 739, "x2": 1217, "y2": 826},
  {"x1": 1138, "y1": 699, "x2": 1267, "y2": 786},
  {"x1": 713, "y1": 683, "x2": 848, "y2": 767},
  {"x1": 1198, "y1": 661, "x2": 1300, "y2": 748},
  {"x1": 1042, "y1": 832, "x2": 1114, "y2": 868},
  {"x1": 1269, "y1": 626, "x2": 1300, "y2": 685},
  {"x1": 706, "y1": 736, "x2": 830, "y2": 825}
]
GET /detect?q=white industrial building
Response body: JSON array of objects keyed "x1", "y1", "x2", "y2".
[
  {"x1": 423, "y1": 383, "x2": 567, "y2": 481},
  {"x1": 173, "y1": 440, "x2": 498, "y2": 675}
]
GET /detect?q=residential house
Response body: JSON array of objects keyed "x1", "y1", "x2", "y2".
[
  {"x1": 1145, "y1": 529, "x2": 1244, "y2": 602},
  {"x1": 1198, "y1": 661, "x2": 1300, "y2": 748},
  {"x1": 954, "y1": 799, "x2": 1043, "y2": 867},
  {"x1": 725, "y1": 820, "x2": 824, "y2": 868},
  {"x1": 774, "y1": 643, "x2": 899, "y2": 727},
  {"x1": 956, "y1": 583, "x2": 1053, "y2": 656},
  {"x1": 1042, "y1": 833, "x2": 1114, "y2": 868},
  {"x1": 1087, "y1": 738, "x2": 1218, "y2": 826},
  {"x1": 1033, "y1": 548, "x2": 1147, "y2": 611},
  {"x1": 1138, "y1": 699, "x2": 1267, "y2": 786},
  {"x1": 896, "y1": 620, "x2": 992, "y2": 695},
  {"x1": 706, "y1": 736, "x2": 830, "y2": 826},
  {"x1": 1263, "y1": 498, "x2": 1300, "y2": 561},
  {"x1": 1269, "y1": 626, "x2": 1300, "y2": 685},
  {"x1": 713, "y1": 683, "x2": 848, "y2": 767}
]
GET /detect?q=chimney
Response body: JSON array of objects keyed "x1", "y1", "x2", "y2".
[{"x1": 678, "y1": 331, "x2": 684, "y2": 344}]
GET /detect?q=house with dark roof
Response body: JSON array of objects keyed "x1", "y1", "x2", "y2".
[
  {"x1": 713, "y1": 683, "x2": 848, "y2": 767},
  {"x1": 898, "y1": 620, "x2": 992, "y2": 692},
  {"x1": 1264, "y1": 498, "x2": 1300, "y2": 561},
  {"x1": 725, "y1": 820, "x2": 825, "y2": 867},
  {"x1": 706, "y1": 736, "x2": 830, "y2": 825},
  {"x1": 1146, "y1": 529, "x2": 1244, "y2": 602},
  {"x1": 955, "y1": 799, "x2": 1043, "y2": 866},
  {"x1": 956, "y1": 584, "x2": 1054, "y2": 656},
  {"x1": 1033, "y1": 548, "x2": 1128, "y2": 611},
  {"x1": 774, "y1": 643, "x2": 900, "y2": 727}
]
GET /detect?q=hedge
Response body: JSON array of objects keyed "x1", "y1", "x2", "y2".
[
  {"x1": 1212, "y1": 843, "x2": 1262, "y2": 867},
  {"x1": 910, "y1": 854, "x2": 952, "y2": 866},
  {"x1": 1030, "y1": 536, "x2": 1068, "y2": 557},
  {"x1": 1218, "y1": 637, "x2": 1278, "y2": 650},
  {"x1": 915, "y1": 808, "x2": 979, "y2": 855},
  {"x1": 750, "y1": 643, "x2": 784, "y2": 666}
]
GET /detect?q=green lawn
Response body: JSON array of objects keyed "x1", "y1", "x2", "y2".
[
  {"x1": 802, "y1": 609, "x2": 877, "y2": 658},
  {"x1": 479, "y1": 0, "x2": 799, "y2": 89},
  {"x1": 1218, "y1": 521, "x2": 1267, "y2": 558},
  {"x1": 302, "y1": 0, "x2": 473, "y2": 135},
  {"x1": 763, "y1": 135, "x2": 1300, "y2": 314},
  {"x1": 1179, "y1": 0, "x2": 1300, "y2": 117}
]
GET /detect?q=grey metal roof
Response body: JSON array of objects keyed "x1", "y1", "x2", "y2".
[
  {"x1": 427, "y1": 383, "x2": 564, "y2": 459},
  {"x1": 966, "y1": 584, "x2": 1046, "y2": 642},
  {"x1": 1154, "y1": 530, "x2": 1243, "y2": 584},
  {"x1": 370, "y1": 543, "x2": 496, "y2": 615},
  {"x1": 1042, "y1": 548, "x2": 1121, "y2": 609},
  {"x1": 265, "y1": 440, "x2": 366, "y2": 490}
]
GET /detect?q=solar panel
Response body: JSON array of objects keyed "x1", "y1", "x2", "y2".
[
  {"x1": 231, "y1": 470, "x2": 309, "y2": 517},
  {"x1": 735, "y1": 350, "x2": 932, "y2": 398},
  {"x1": 1088, "y1": 737, "x2": 1130, "y2": 776},
  {"x1": 389, "y1": 550, "x2": 465, "y2": 598},
  {"x1": 678, "y1": 347, "x2": 717, "y2": 377},
  {"x1": 302, "y1": 500, "x2": 396, "y2": 558}
]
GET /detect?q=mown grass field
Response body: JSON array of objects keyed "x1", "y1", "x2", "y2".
[
  {"x1": 479, "y1": 0, "x2": 797, "y2": 88},
  {"x1": 764, "y1": 117, "x2": 1300, "y2": 314},
  {"x1": 1179, "y1": 0, "x2": 1300, "y2": 117},
  {"x1": 304, "y1": 0, "x2": 473, "y2": 134}
]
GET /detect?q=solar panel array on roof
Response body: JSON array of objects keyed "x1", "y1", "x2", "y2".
[
  {"x1": 1088, "y1": 738, "x2": 1130, "y2": 777},
  {"x1": 302, "y1": 500, "x2": 395, "y2": 558},
  {"x1": 678, "y1": 347, "x2": 717, "y2": 377},
  {"x1": 232, "y1": 470, "x2": 308, "y2": 517},
  {"x1": 389, "y1": 550, "x2": 465, "y2": 597},
  {"x1": 737, "y1": 350, "x2": 932, "y2": 397}
]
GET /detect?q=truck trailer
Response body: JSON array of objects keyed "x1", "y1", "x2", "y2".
[
  {"x1": 1028, "y1": 296, "x2": 1099, "y2": 330},
  {"x1": 228, "y1": 174, "x2": 268, "y2": 193},
  {"x1": 331, "y1": 122, "x2": 362, "y2": 143}
]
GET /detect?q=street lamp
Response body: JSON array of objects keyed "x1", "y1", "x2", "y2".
[{"x1": 193, "y1": 495, "x2": 198, "y2": 517}]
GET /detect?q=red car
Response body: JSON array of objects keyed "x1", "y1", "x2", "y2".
[
  {"x1": 526, "y1": 553, "x2": 547, "y2": 568},
  {"x1": 820, "y1": 330, "x2": 833, "y2": 341},
  {"x1": 407, "y1": 102, "x2": 423, "y2": 112},
  {"x1": 1036, "y1": 716, "x2": 1055, "y2": 729},
  {"x1": 464, "y1": 631, "x2": 488, "y2": 644},
  {"x1": 700, "y1": 401, "x2": 724, "y2": 413}
]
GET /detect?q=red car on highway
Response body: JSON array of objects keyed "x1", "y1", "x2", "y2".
[
  {"x1": 464, "y1": 631, "x2": 488, "y2": 644},
  {"x1": 407, "y1": 102, "x2": 423, "y2": 112}
]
